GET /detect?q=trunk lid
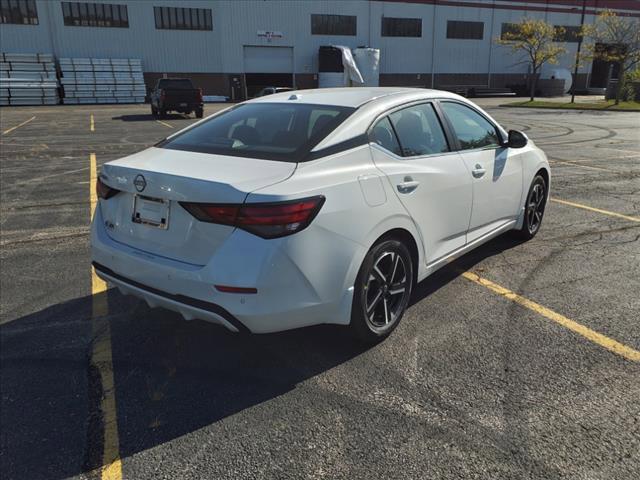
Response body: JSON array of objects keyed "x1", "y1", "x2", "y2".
[{"x1": 99, "y1": 147, "x2": 295, "y2": 265}]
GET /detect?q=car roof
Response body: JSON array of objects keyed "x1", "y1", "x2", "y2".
[{"x1": 248, "y1": 87, "x2": 460, "y2": 108}]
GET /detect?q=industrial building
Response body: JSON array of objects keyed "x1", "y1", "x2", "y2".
[{"x1": 1, "y1": 0, "x2": 639, "y2": 101}]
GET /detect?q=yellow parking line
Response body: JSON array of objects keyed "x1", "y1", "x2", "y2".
[
  {"x1": 156, "y1": 119, "x2": 173, "y2": 129},
  {"x1": 551, "y1": 198, "x2": 640, "y2": 223},
  {"x1": 462, "y1": 271, "x2": 640, "y2": 362},
  {"x1": 2, "y1": 115, "x2": 36, "y2": 135},
  {"x1": 89, "y1": 152, "x2": 123, "y2": 480},
  {"x1": 90, "y1": 114, "x2": 95, "y2": 132}
]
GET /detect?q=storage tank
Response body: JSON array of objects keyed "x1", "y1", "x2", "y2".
[
  {"x1": 353, "y1": 48, "x2": 380, "y2": 87},
  {"x1": 546, "y1": 68, "x2": 573, "y2": 94}
]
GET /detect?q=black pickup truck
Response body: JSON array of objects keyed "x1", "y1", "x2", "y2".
[{"x1": 150, "y1": 78, "x2": 204, "y2": 118}]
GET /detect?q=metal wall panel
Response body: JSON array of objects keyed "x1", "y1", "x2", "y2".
[{"x1": 0, "y1": 0, "x2": 614, "y2": 77}]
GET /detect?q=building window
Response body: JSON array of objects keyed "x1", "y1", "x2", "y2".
[
  {"x1": 154, "y1": 6, "x2": 212, "y2": 30},
  {"x1": 381, "y1": 17, "x2": 421, "y2": 37},
  {"x1": 311, "y1": 14, "x2": 356, "y2": 36},
  {"x1": 554, "y1": 25, "x2": 582, "y2": 43},
  {"x1": 0, "y1": 0, "x2": 38, "y2": 25},
  {"x1": 61, "y1": 2, "x2": 128, "y2": 28},
  {"x1": 500, "y1": 23, "x2": 522, "y2": 40},
  {"x1": 447, "y1": 20, "x2": 484, "y2": 40}
]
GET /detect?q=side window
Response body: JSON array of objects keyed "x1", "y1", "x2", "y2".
[
  {"x1": 370, "y1": 117, "x2": 401, "y2": 156},
  {"x1": 388, "y1": 103, "x2": 449, "y2": 157},
  {"x1": 441, "y1": 102, "x2": 500, "y2": 150}
]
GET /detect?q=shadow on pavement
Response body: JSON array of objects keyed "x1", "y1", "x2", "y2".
[{"x1": 0, "y1": 232, "x2": 525, "y2": 480}]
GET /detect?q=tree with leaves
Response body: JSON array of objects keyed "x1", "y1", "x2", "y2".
[
  {"x1": 496, "y1": 19, "x2": 567, "y2": 101},
  {"x1": 582, "y1": 10, "x2": 640, "y2": 105}
]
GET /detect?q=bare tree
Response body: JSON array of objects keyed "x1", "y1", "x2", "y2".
[
  {"x1": 496, "y1": 19, "x2": 567, "y2": 101},
  {"x1": 582, "y1": 10, "x2": 640, "y2": 105}
]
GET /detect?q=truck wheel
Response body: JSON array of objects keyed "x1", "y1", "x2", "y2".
[
  {"x1": 151, "y1": 105, "x2": 158, "y2": 117},
  {"x1": 160, "y1": 109, "x2": 167, "y2": 118},
  {"x1": 196, "y1": 108, "x2": 204, "y2": 119}
]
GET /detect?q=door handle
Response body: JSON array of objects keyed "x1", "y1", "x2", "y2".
[
  {"x1": 397, "y1": 177, "x2": 420, "y2": 194},
  {"x1": 472, "y1": 164, "x2": 486, "y2": 178}
]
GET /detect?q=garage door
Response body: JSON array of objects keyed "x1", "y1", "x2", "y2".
[{"x1": 243, "y1": 46, "x2": 293, "y2": 73}]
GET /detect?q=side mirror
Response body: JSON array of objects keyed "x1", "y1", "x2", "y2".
[{"x1": 507, "y1": 130, "x2": 528, "y2": 148}]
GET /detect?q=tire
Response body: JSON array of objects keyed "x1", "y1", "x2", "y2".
[
  {"x1": 160, "y1": 109, "x2": 167, "y2": 118},
  {"x1": 513, "y1": 174, "x2": 547, "y2": 240},
  {"x1": 151, "y1": 105, "x2": 158, "y2": 117},
  {"x1": 195, "y1": 108, "x2": 204, "y2": 118},
  {"x1": 350, "y1": 238, "x2": 414, "y2": 343}
]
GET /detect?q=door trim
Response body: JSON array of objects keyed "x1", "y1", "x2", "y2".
[{"x1": 423, "y1": 219, "x2": 516, "y2": 276}]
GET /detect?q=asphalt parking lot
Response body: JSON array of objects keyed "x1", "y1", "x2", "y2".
[{"x1": 1, "y1": 100, "x2": 639, "y2": 480}]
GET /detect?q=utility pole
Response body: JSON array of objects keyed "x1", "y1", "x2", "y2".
[{"x1": 571, "y1": 0, "x2": 587, "y2": 103}]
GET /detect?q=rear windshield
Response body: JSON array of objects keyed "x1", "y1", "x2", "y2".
[
  {"x1": 158, "y1": 79, "x2": 194, "y2": 89},
  {"x1": 159, "y1": 103, "x2": 355, "y2": 162}
]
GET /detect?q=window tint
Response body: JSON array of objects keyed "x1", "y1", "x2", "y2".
[
  {"x1": 388, "y1": 103, "x2": 449, "y2": 157},
  {"x1": 1, "y1": 0, "x2": 38, "y2": 25},
  {"x1": 308, "y1": 109, "x2": 341, "y2": 138},
  {"x1": 554, "y1": 25, "x2": 582, "y2": 43},
  {"x1": 154, "y1": 6, "x2": 212, "y2": 31},
  {"x1": 160, "y1": 103, "x2": 354, "y2": 162},
  {"x1": 447, "y1": 20, "x2": 484, "y2": 40},
  {"x1": 500, "y1": 22, "x2": 522, "y2": 40},
  {"x1": 157, "y1": 79, "x2": 194, "y2": 89},
  {"x1": 441, "y1": 102, "x2": 500, "y2": 150},
  {"x1": 311, "y1": 14, "x2": 356, "y2": 35},
  {"x1": 381, "y1": 17, "x2": 422, "y2": 37},
  {"x1": 370, "y1": 117, "x2": 401, "y2": 155},
  {"x1": 61, "y1": 2, "x2": 128, "y2": 28}
]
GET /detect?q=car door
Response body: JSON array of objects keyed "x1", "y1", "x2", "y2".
[
  {"x1": 439, "y1": 101, "x2": 523, "y2": 243},
  {"x1": 369, "y1": 102, "x2": 473, "y2": 264}
]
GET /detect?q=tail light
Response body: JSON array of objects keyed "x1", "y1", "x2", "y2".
[
  {"x1": 160, "y1": 89, "x2": 166, "y2": 102},
  {"x1": 180, "y1": 196, "x2": 325, "y2": 239},
  {"x1": 197, "y1": 88, "x2": 203, "y2": 103},
  {"x1": 96, "y1": 177, "x2": 120, "y2": 200}
]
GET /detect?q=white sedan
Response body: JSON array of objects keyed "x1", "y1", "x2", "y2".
[{"x1": 91, "y1": 87, "x2": 550, "y2": 342}]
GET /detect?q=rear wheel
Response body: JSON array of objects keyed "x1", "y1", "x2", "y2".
[
  {"x1": 513, "y1": 174, "x2": 547, "y2": 240},
  {"x1": 160, "y1": 109, "x2": 167, "y2": 118},
  {"x1": 351, "y1": 239, "x2": 413, "y2": 343},
  {"x1": 151, "y1": 105, "x2": 158, "y2": 117},
  {"x1": 195, "y1": 108, "x2": 204, "y2": 118}
]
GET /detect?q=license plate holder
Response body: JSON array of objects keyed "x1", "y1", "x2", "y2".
[{"x1": 132, "y1": 195, "x2": 170, "y2": 229}]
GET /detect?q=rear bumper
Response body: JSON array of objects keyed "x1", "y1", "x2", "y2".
[
  {"x1": 93, "y1": 261, "x2": 248, "y2": 333},
  {"x1": 162, "y1": 102, "x2": 202, "y2": 112},
  {"x1": 91, "y1": 204, "x2": 360, "y2": 333}
]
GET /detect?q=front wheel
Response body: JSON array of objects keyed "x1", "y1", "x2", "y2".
[
  {"x1": 195, "y1": 108, "x2": 204, "y2": 118},
  {"x1": 513, "y1": 174, "x2": 547, "y2": 240},
  {"x1": 350, "y1": 239, "x2": 413, "y2": 343}
]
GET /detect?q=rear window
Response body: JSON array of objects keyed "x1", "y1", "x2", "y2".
[
  {"x1": 158, "y1": 79, "x2": 194, "y2": 89},
  {"x1": 159, "y1": 103, "x2": 355, "y2": 162}
]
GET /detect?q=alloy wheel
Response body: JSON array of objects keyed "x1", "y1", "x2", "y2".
[
  {"x1": 364, "y1": 251, "x2": 410, "y2": 332},
  {"x1": 527, "y1": 182, "x2": 546, "y2": 234}
]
